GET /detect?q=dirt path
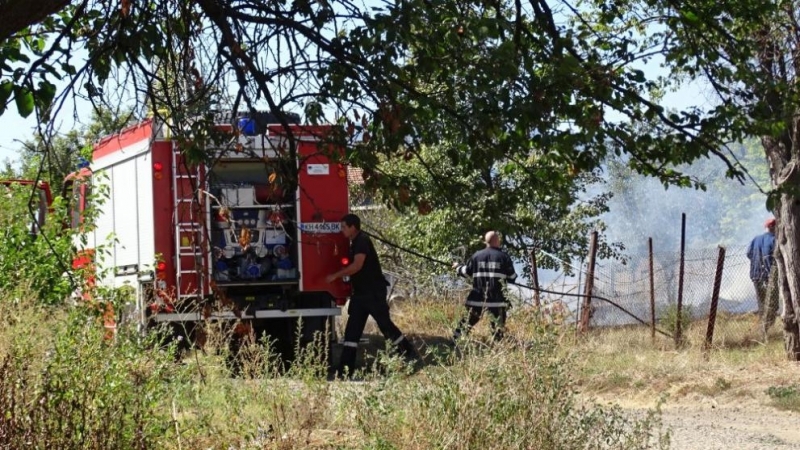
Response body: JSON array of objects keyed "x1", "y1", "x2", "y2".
[{"x1": 607, "y1": 395, "x2": 800, "y2": 449}]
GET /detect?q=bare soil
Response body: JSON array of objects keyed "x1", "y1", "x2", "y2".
[{"x1": 598, "y1": 394, "x2": 800, "y2": 449}]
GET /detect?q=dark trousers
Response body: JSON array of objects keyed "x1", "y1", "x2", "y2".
[
  {"x1": 754, "y1": 271, "x2": 780, "y2": 336},
  {"x1": 338, "y1": 287, "x2": 417, "y2": 375},
  {"x1": 454, "y1": 305, "x2": 507, "y2": 341},
  {"x1": 754, "y1": 278, "x2": 768, "y2": 315}
]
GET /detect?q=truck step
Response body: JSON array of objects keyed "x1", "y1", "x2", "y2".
[{"x1": 151, "y1": 308, "x2": 343, "y2": 322}]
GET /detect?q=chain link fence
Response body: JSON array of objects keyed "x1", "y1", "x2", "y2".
[
  {"x1": 585, "y1": 244, "x2": 779, "y2": 347},
  {"x1": 358, "y1": 203, "x2": 777, "y2": 350}
]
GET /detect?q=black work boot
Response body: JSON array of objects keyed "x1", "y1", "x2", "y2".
[
  {"x1": 335, "y1": 346, "x2": 358, "y2": 379},
  {"x1": 402, "y1": 338, "x2": 419, "y2": 358},
  {"x1": 396, "y1": 337, "x2": 422, "y2": 368}
]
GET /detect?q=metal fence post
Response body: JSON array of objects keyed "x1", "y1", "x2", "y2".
[
  {"x1": 649, "y1": 237, "x2": 656, "y2": 344},
  {"x1": 676, "y1": 213, "x2": 686, "y2": 347},
  {"x1": 576, "y1": 256, "x2": 584, "y2": 335},
  {"x1": 530, "y1": 249, "x2": 541, "y2": 307},
  {"x1": 704, "y1": 246, "x2": 726, "y2": 353},
  {"x1": 580, "y1": 231, "x2": 598, "y2": 333}
]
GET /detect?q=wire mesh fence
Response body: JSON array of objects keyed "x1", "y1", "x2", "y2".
[
  {"x1": 370, "y1": 222, "x2": 778, "y2": 351},
  {"x1": 585, "y1": 244, "x2": 778, "y2": 348}
]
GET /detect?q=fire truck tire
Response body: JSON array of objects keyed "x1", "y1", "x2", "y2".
[{"x1": 223, "y1": 316, "x2": 335, "y2": 377}]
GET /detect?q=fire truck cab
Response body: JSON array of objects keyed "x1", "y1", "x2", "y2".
[{"x1": 66, "y1": 111, "x2": 352, "y2": 362}]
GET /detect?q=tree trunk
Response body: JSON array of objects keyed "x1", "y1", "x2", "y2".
[
  {"x1": 764, "y1": 135, "x2": 800, "y2": 360},
  {"x1": 774, "y1": 189, "x2": 800, "y2": 360}
]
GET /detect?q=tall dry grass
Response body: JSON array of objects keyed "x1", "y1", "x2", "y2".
[
  {"x1": 567, "y1": 312, "x2": 794, "y2": 401},
  {"x1": 0, "y1": 288, "x2": 672, "y2": 449}
]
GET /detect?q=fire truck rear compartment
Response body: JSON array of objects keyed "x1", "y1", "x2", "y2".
[
  {"x1": 204, "y1": 158, "x2": 339, "y2": 368},
  {"x1": 208, "y1": 161, "x2": 300, "y2": 287}
]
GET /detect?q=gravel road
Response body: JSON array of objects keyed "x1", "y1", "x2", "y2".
[{"x1": 619, "y1": 396, "x2": 800, "y2": 450}]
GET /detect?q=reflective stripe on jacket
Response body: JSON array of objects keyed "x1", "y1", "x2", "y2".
[{"x1": 456, "y1": 247, "x2": 517, "y2": 307}]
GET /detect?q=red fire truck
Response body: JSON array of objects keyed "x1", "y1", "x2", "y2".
[{"x1": 65, "y1": 111, "x2": 352, "y2": 360}]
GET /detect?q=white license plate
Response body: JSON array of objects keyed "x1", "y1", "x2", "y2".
[{"x1": 299, "y1": 222, "x2": 341, "y2": 233}]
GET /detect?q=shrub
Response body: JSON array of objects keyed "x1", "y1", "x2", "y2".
[
  {"x1": 0, "y1": 289, "x2": 183, "y2": 449},
  {"x1": 660, "y1": 303, "x2": 692, "y2": 340},
  {"x1": 767, "y1": 385, "x2": 800, "y2": 412},
  {"x1": 0, "y1": 184, "x2": 76, "y2": 305}
]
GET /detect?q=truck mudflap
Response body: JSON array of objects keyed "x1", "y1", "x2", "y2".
[{"x1": 151, "y1": 308, "x2": 342, "y2": 322}]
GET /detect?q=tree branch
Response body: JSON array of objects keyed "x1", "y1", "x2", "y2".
[{"x1": 0, "y1": 0, "x2": 71, "y2": 43}]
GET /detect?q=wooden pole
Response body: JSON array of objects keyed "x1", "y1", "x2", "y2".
[
  {"x1": 576, "y1": 256, "x2": 584, "y2": 335},
  {"x1": 530, "y1": 249, "x2": 541, "y2": 307},
  {"x1": 704, "y1": 246, "x2": 726, "y2": 353},
  {"x1": 580, "y1": 231, "x2": 599, "y2": 333},
  {"x1": 649, "y1": 237, "x2": 656, "y2": 344},
  {"x1": 676, "y1": 213, "x2": 686, "y2": 347}
]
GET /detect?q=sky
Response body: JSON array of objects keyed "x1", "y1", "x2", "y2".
[
  {"x1": 0, "y1": 107, "x2": 49, "y2": 161},
  {"x1": 0, "y1": 70, "x2": 93, "y2": 165}
]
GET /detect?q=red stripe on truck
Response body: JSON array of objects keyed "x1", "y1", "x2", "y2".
[{"x1": 94, "y1": 119, "x2": 154, "y2": 159}]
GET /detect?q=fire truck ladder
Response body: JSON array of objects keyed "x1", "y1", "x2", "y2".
[{"x1": 172, "y1": 143, "x2": 211, "y2": 302}]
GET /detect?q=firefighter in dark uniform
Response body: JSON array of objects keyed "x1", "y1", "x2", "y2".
[
  {"x1": 326, "y1": 213, "x2": 419, "y2": 377},
  {"x1": 452, "y1": 231, "x2": 518, "y2": 342}
]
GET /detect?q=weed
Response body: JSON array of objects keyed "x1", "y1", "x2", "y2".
[
  {"x1": 660, "y1": 303, "x2": 693, "y2": 341},
  {"x1": 342, "y1": 326, "x2": 670, "y2": 450},
  {"x1": 572, "y1": 312, "x2": 793, "y2": 404},
  {"x1": 766, "y1": 385, "x2": 800, "y2": 412},
  {"x1": 0, "y1": 278, "x2": 671, "y2": 449},
  {"x1": 715, "y1": 377, "x2": 732, "y2": 391}
]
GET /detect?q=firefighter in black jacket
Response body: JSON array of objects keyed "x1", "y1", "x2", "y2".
[
  {"x1": 452, "y1": 231, "x2": 518, "y2": 342},
  {"x1": 326, "y1": 213, "x2": 419, "y2": 377}
]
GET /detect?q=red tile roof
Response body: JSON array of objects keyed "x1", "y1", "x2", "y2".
[{"x1": 347, "y1": 167, "x2": 364, "y2": 185}]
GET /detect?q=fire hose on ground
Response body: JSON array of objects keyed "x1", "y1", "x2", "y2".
[{"x1": 361, "y1": 228, "x2": 673, "y2": 338}]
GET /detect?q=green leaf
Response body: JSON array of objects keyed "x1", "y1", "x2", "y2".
[
  {"x1": 62, "y1": 63, "x2": 76, "y2": 76},
  {"x1": 13, "y1": 85, "x2": 34, "y2": 117},
  {"x1": 0, "y1": 81, "x2": 13, "y2": 115},
  {"x1": 36, "y1": 80, "x2": 57, "y2": 111},
  {"x1": 766, "y1": 190, "x2": 780, "y2": 213},
  {"x1": 681, "y1": 11, "x2": 699, "y2": 22}
]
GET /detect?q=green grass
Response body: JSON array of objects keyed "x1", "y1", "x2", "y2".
[
  {"x1": 5, "y1": 285, "x2": 800, "y2": 449},
  {"x1": 10, "y1": 285, "x2": 799, "y2": 450},
  {"x1": 766, "y1": 385, "x2": 800, "y2": 412}
]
